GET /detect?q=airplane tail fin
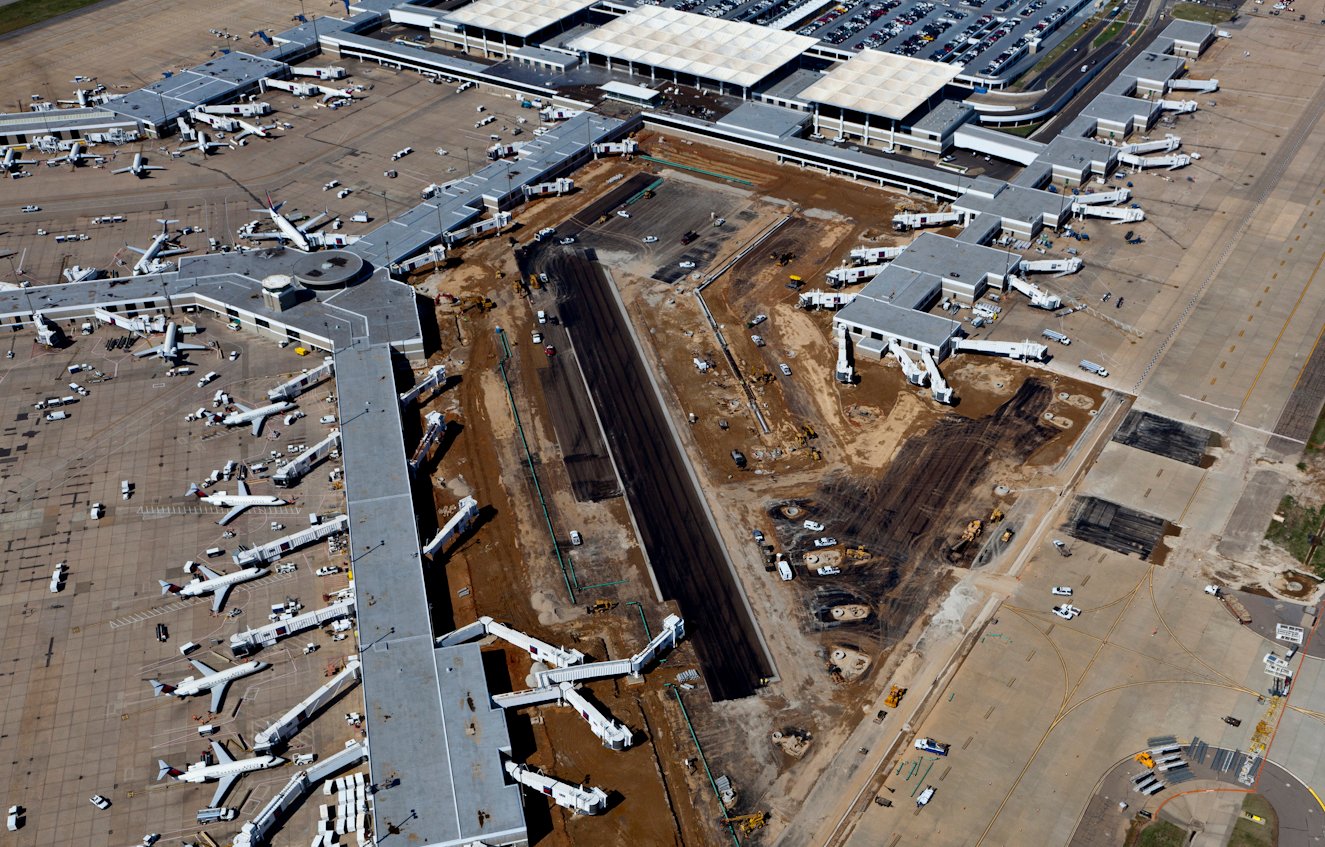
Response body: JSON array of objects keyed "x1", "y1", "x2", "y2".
[
  {"x1": 186, "y1": 483, "x2": 203, "y2": 497},
  {"x1": 159, "y1": 580, "x2": 181, "y2": 596},
  {"x1": 150, "y1": 679, "x2": 174, "y2": 697},
  {"x1": 157, "y1": 760, "x2": 182, "y2": 781}
]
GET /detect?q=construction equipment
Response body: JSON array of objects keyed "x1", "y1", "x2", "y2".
[
  {"x1": 585, "y1": 599, "x2": 617, "y2": 615},
  {"x1": 723, "y1": 812, "x2": 767, "y2": 834},
  {"x1": 459, "y1": 296, "x2": 496, "y2": 313},
  {"x1": 989, "y1": 506, "x2": 1004, "y2": 524},
  {"x1": 845, "y1": 545, "x2": 869, "y2": 560},
  {"x1": 1134, "y1": 751, "x2": 1155, "y2": 769},
  {"x1": 770, "y1": 250, "x2": 796, "y2": 266},
  {"x1": 884, "y1": 685, "x2": 906, "y2": 708},
  {"x1": 961, "y1": 520, "x2": 983, "y2": 543},
  {"x1": 999, "y1": 527, "x2": 1014, "y2": 544}
]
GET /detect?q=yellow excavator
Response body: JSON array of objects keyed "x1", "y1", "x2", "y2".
[{"x1": 723, "y1": 812, "x2": 767, "y2": 834}]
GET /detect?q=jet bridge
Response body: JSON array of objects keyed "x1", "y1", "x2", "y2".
[
  {"x1": 827, "y1": 263, "x2": 886, "y2": 287},
  {"x1": 799, "y1": 290, "x2": 857, "y2": 310},
  {"x1": 33, "y1": 312, "x2": 61, "y2": 347},
  {"x1": 1117, "y1": 151, "x2": 1190, "y2": 171},
  {"x1": 1006, "y1": 274, "x2": 1062, "y2": 309},
  {"x1": 267, "y1": 357, "x2": 334, "y2": 402},
  {"x1": 505, "y1": 762, "x2": 608, "y2": 815},
  {"x1": 892, "y1": 210, "x2": 961, "y2": 232},
  {"x1": 263, "y1": 77, "x2": 321, "y2": 98},
  {"x1": 273, "y1": 429, "x2": 340, "y2": 487},
  {"x1": 523, "y1": 178, "x2": 574, "y2": 197},
  {"x1": 888, "y1": 340, "x2": 928, "y2": 386},
  {"x1": 920, "y1": 350, "x2": 953, "y2": 404},
  {"x1": 233, "y1": 514, "x2": 349, "y2": 566},
  {"x1": 1070, "y1": 188, "x2": 1131, "y2": 206},
  {"x1": 1167, "y1": 78, "x2": 1218, "y2": 92},
  {"x1": 421, "y1": 495, "x2": 478, "y2": 556},
  {"x1": 1072, "y1": 202, "x2": 1147, "y2": 222},
  {"x1": 533, "y1": 614, "x2": 685, "y2": 687},
  {"x1": 398, "y1": 364, "x2": 446, "y2": 407},
  {"x1": 442, "y1": 211, "x2": 512, "y2": 247},
  {"x1": 953, "y1": 338, "x2": 1048, "y2": 361},
  {"x1": 835, "y1": 325, "x2": 855, "y2": 384},
  {"x1": 254, "y1": 657, "x2": 362, "y2": 752},
  {"x1": 409, "y1": 411, "x2": 446, "y2": 475},
  {"x1": 1157, "y1": 99, "x2": 1199, "y2": 113},
  {"x1": 233, "y1": 741, "x2": 368, "y2": 847},
  {"x1": 230, "y1": 597, "x2": 356, "y2": 657},
  {"x1": 849, "y1": 244, "x2": 908, "y2": 264},
  {"x1": 480, "y1": 617, "x2": 586, "y2": 668},
  {"x1": 1118, "y1": 135, "x2": 1180, "y2": 156},
  {"x1": 1018, "y1": 257, "x2": 1082, "y2": 275}
]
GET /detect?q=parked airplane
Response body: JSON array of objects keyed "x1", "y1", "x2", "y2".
[
  {"x1": 126, "y1": 219, "x2": 190, "y2": 275},
  {"x1": 46, "y1": 141, "x2": 102, "y2": 167},
  {"x1": 1, "y1": 147, "x2": 36, "y2": 173},
  {"x1": 161, "y1": 562, "x2": 270, "y2": 612},
  {"x1": 247, "y1": 194, "x2": 357, "y2": 250},
  {"x1": 178, "y1": 130, "x2": 224, "y2": 157},
  {"x1": 231, "y1": 118, "x2": 278, "y2": 143},
  {"x1": 222, "y1": 400, "x2": 297, "y2": 437},
  {"x1": 134, "y1": 320, "x2": 206, "y2": 361},
  {"x1": 150, "y1": 657, "x2": 269, "y2": 712},
  {"x1": 189, "y1": 477, "x2": 289, "y2": 524},
  {"x1": 158, "y1": 741, "x2": 285, "y2": 808},
  {"x1": 112, "y1": 152, "x2": 166, "y2": 178}
]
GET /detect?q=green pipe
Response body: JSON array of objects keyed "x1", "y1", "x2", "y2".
[
  {"x1": 665, "y1": 684, "x2": 742, "y2": 847},
  {"x1": 577, "y1": 579, "x2": 629, "y2": 591},
  {"x1": 625, "y1": 601, "x2": 651, "y2": 639},
  {"x1": 637, "y1": 155, "x2": 754, "y2": 186}
]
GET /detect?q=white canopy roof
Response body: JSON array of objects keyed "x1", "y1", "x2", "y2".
[
  {"x1": 799, "y1": 50, "x2": 963, "y2": 121},
  {"x1": 449, "y1": 0, "x2": 597, "y2": 39},
  {"x1": 569, "y1": 6, "x2": 817, "y2": 89}
]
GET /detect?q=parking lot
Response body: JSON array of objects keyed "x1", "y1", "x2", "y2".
[
  {"x1": 0, "y1": 315, "x2": 360, "y2": 847},
  {"x1": 647, "y1": 0, "x2": 1095, "y2": 81}
]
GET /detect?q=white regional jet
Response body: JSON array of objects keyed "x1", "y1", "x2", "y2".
[
  {"x1": 1, "y1": 147, "x2": 36, "y2": 173},
  {"x1": 160, "y1": 562, "x2": 270, "y2": 612},
  {"x1": 134, "y1": 320, "x2": 206, "y2": 361},
  {"x1": 221, "y1": 400, "x2": 296, "y2": 436},
  {"x1": 150, "y1": 657, "x2": 269, "y2": 712},
  {"x1": 125, "y1": 220, "x2": 191, "y2": 276},
  {"x1": 158, "y1": 741, "x2": 285, "y2": 808},
  {"x1": 189, "y1": 478, "x2": 289, "y2": 525},
  {"x1": 178, "y1": 130, "x2": 225, "y2": 157},
  {"x1": 112, "y1": 152, "x2": 166, "y2": 178}
]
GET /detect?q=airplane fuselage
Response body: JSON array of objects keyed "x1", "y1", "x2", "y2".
[
  {"x1": 176, "y1": 754, "x2": 284, "y2": 784},
  {"x1": 177, "y1": 566, "x2": 269, "y2": 599},
  {"x1": 221, "y1": 400, "x2": 296, "y2": 429},
  {"x1": 200, "y1": 492, "x2": 287, "y2": 509},
  {"x1": 168, "y1": 660, "x2": 268, "y2": 699}
]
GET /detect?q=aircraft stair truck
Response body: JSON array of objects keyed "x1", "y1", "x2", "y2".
[
  {"x1": 797, "y1": 290, "x2": 857, "y2": 310},
  {"x1": 398, "y1": 364, "x2": 447, "y2": 407},
  {"x1": 1006, "y1": 274, "x2": 1062, "y2": 309},
  {"x1": 835, "y1": 325, "x2": 855, "y2": 384},
  {"x1": 952, "y1": 337, "x2": 1049, "y2": 362},
  {"x1": 229, "y1": 597, "x2": 356, "y2": 657},
  {"x1": 267, "y1": 357, "x2": 334, "y2": 402},
  {"x1": 523, "y1": 178, "x2": 574, "y2": 198},
  {"x1": 422, "y1": 495, "x2": 480, "y2": 556},
  {"x1": 892, "y1": 210, "x2": 961, "y2": 232},
  {"x1": 920, "y1": 350, "x2": 953, "y2": 404},
  {"x1": 505, "y1": 762, "x2": 608, "y2": 815},
  {"x1": 1117, "y1": 151, "x2": 1191, "y2": 172},
  {"x1": 1070, "y1": 187, "x2": 1131, "y2": 206},
  {"x1": 1156, "y1": 99, "x2": 1199, "y2": 113},
  {"x1": 827, "y1": 263, "x2": 886, "y2": 288},
  {"x1": 272, "y1": 429, "x2": 341, "y2": 487},
  {"x1": 1018, "y1": 257, "x2": 1083, "y2": 276},
  {"x1": 1167, "y1": 78, "x2": 1218, "y2": 93},
  {"x1": 1118, "y1": 135, "x2": 1180, "y2": 156},
  {"x1": 253, "y1": 657, "x2": 362, "y2": 753},
  {"x1": 849, "y1": 244, "x2": 908, "y2": 264},
  {"x1": 888, "y1": 340, "x2": 928, "y2": 386},
  {"x1": 408, "y1": 412, "x2": 447, "y2": 475}
]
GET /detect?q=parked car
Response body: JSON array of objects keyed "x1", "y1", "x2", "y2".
[
  {"x1": 642, "y1": 235, "x2": 659, "y2": 244},
  {"x1": 679, "y1": 260, "x2": 696, "y2": 269},
  {"x1": 779, "y1": 363, "x2": 792, "y2": 376},
  {"x1": 90, "y1": 795, "x2": 111, "y2": 811},
  {"x1": 1052, "y1": 604, "x2": 1081, "y2": 620},
  {"x1": 1051, "y1": 586, "x2": 1073, "y2": 596},
  {"x1": 804, "y1": 520, "x2": 825, "y2": 532},
  {"x1": 813, "y1": 537, "x2": 838, "y2": 548}
]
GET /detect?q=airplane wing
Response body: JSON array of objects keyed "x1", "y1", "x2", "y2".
[
  {"x1": 177, "y1": 342, "x2": 208, "y2": 352},
  {"x1": 208, "y1": 681, "x2": 230, "y2": 714},
  {"x1": 210, "y1": 740, "x2": 235, "y2": 765},
  {"x1": 156, "y1": 247, "x2": 191, "y2": 258},
  {"x1": 209, "y1": 773, "x2": 238, "y2": 809},
  {"x1": 190, "y1": 658, "x2": 218, "y2": 676},
  {"x1": 236, "y1": 479, "x2": 251, "y2": 497},
  {"x1": 251, "y1": 416, "x2": 268, "y2": 437},
  {"x1": 217, "y1": 504, "x2": 247, "y2": 526},
  {"x1": 146, "y1": 165, "x2": 167, "y2": 171},
  {"x1": 133, "y1": 344, "x2": 166, "y2": 358},
  {"x1": 197, "y1": 564, "x2": 222, "y2": 581},
  {"x1": 210, "y1": 583, "x2": 233, "y2": 613},
  {"x1": 111, "y1": 165, "x2": 132, "y2": 174},
  {"x1": 245, "y1": 231, "x2": 285, "y2": 242}
]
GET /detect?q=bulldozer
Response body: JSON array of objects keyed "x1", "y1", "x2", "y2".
[
  {"x1": 844, "y1": 545, "x2": 869, "y2": 560},
  {"x1": 1134, "y1": 751, "x2": 1155, "y2": 769},
  {"x1": 884, "y1": 685, "x2": 907, "y2": 708},
  {"x1": 585, "y1": 599, "x2": 617, "y2": 615},
  {"x1": 722, "y1": 812, "x2": 767, "y2": 834},
  {"x1": 769, "y1": 250, "x2": 796, "y2": 266},
  {"x1": 459, "y1": 295, "x2": 495, "y2": 313},
  {"x1": 961, "y1": 520, "x2": 983, "y2": 543},
  {"x1": 989, "y1": 506, "x2": 1004, "y2": 524}
]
